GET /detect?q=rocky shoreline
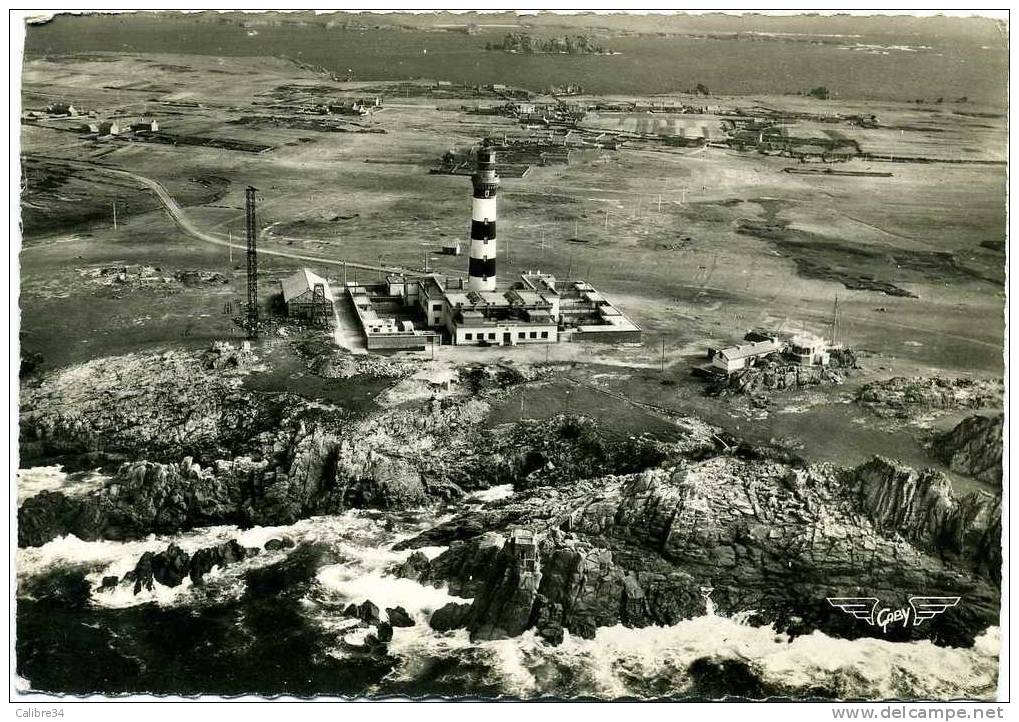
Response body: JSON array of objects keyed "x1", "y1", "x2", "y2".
[
  {"x1": 390, "y1": 454, "x2": 999, "y2": 648},
  {"x1": 16, "y1": 346, "x2": 1003, "y2": 658}
]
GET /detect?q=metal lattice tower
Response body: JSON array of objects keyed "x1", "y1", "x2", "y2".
[{"x1": 245, "y1": 186, "x2": 259, "y2": 339}]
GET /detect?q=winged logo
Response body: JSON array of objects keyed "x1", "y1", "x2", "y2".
[
  {"x1": 826, "y1": 595, "x2": 961, "y2": 632},
  {"x1": 909, "y1": 596, "x2": 961, "y2": 625},
  {"x1": 826, "y1": 597, "x2": 879, "y2": 625}
]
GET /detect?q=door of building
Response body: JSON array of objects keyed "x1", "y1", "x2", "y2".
[{"x1": 503, "y1": 332, "x2": 512, "y2": 345}]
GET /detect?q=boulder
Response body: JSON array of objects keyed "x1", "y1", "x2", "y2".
[
  {"x1": 357, "y1": 600, "x2": 381, "y2": 624},
  {"x1": 429, "y1": 602, "x2": 472, "y2": 632},
  {"x1": 264, "y1": 536, "x2": 296, "y2": 552},
  {"x1": 686, "y1": 657, "x2": 772, "y2": 700},
  {"x1": 931, "y1": 414, "x2": 1003, "y2": 485},
  {"x1": 375, "y1": 621, "x2": 394, "y2": 643},
  {"x1": 151, "y1": 543, "x2": 190, "y2": 588},
  {"x1": 386, "y1": 606, "x2": 415, "y2": 627},
  {"x1": 392, "y1": 551, "x2": 431, "y2": 581}
]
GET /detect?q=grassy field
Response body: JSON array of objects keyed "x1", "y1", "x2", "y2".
[{"x1": 18, "y1": 53, "x2": 1006, "y2": 475}]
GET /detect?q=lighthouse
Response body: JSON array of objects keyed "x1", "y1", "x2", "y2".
[{"x1": 467, "y1": 146, "x2": 500, "y2": 292}]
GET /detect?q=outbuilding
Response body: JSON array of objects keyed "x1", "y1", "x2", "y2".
[
  {"x1": 281, "y1": 268, "x2": 334, "y2": 324},
  {"x1": 710, "y1": 338, "x2": 783, "y2": 374}
]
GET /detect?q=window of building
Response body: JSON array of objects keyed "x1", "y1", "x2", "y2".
[
  {"x1": 518, "y1": 332, "x2": 525, "y2": 339},
  {"x1": 488, "y1": 333, "x2": 495, "y2": 340},
  {"x1": 529, "y1": 332, "x2": 537, "y2": 339},
  {"x1": 541, "y1": 331, "x2": 548, "y2": 339},
  {"x1": 465, "y1": 333, "x2": 472, "y2": 341},
  {"x1": 432, "y1": 303, "x2": 442, "y2": 311}
]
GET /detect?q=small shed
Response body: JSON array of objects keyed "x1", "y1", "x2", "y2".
[
  {"x1": 281, "y1": 268, "x2": 334, "y2": 324},
  {"x1": 510, "y1": 529, "x2": 538, "y2": 574}
]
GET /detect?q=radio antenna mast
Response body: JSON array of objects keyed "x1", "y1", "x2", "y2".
[{"x1": 245, "y1": 186, "x2": 259, "y2": 339}]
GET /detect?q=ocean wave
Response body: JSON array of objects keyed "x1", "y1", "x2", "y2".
[
  {"x1": 17, "y1": 465, "x2": 108, "y2": 504},
  {"x1": 15, "y1": 501, "x2": 998, "y2": 699},
  {"x1": 17, "y1": 510, "x2": 454, "y2": 610},
  {"x1": 470, "y1": 484, "x2": 515, "y2": 502},
  {"x1": 381, "y1": 616, "x2": 999, "y2": 700}
]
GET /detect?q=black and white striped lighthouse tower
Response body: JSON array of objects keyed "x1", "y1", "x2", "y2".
[{"x1": 467, "y1": 146, "x2": 500, "y2": 292}]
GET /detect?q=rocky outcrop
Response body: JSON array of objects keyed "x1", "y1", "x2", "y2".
[
  {"x1": 200, "y1": 341, "x2": 254, "y2": 371},
  {"x1": 109, "y1": 539, "x2": 258, "y2": 595},
  {"x1": 398, "y1": 455, "x2": 1000, "y2": 647},
  {"x1": 18, "y1": 345, "x2": 727, "y2": 548},
  {"x1": 931, "y1": 414, "x2": 1003, "y2": 485},
  {"x1": 307, "y1": 353, "x2": 414, "y2": 380},
  {"x1": 18, "y1": 457, "x2": 242, "y2": 546},
  {"x1": 19, "y1": 349, "x2": 279, "y2": 465},
  {"x1": 709, "y1": 361, "x2": 847, "y2": 397},
  {"x1": 856, "y1": 377, "x2": 1003, "y2": 419},
  {"x1": 483, "y1": 414, "x2": 681, "y2": 491},
  {"x1": 464, "y1": 532, "x2": 544, "y2": 640},
  {"x1": 848, "y1": 456, "x2": 1001, "y2": 582},
  {"x1": 386, "y1": 606, "x2": 415, "y2": 627},
  {"x1": 17, "y1": 392, "x2": 489, "y2": 547},
  {"x1": 336, "y1": 453, "x2": 430, "y2": 509}
]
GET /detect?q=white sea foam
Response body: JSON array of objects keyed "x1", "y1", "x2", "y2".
[
  {"x1": 16, "y1": 502, "x2": 999, "y2": 699},
  {"x1": 383, "y1": 615, "x2": 999, "y2": 700},
  {"x1": 17, "y1": 466, "x2": 108, "y2": 504},
  {"x1": 313, "y1": 527, "x2": 465, "y2": 623},
  {"x1": 471, "y1": 484, "x2": 515, "y2": 502},
  {"x1": 17, "y1": 511, "x2": 443, "y2": 609},
  {"x1": 316, "y1": 564, "x2": 470, "y2": 620}
]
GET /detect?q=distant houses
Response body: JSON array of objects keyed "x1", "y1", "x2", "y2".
[
  {"x1": 46, "y1": 102, "x2": 78, "y2": 117},
  {"x1": 82, "y1": 119, "x2": 158, "y2": 138},
  {"x1": 129, "y1": 119, "x2": 159, "y2": 133},
  {"x1": 326, "y1": 97, "x2": 382, "y2": 116},
  {"x1": 85, "y1": 120, "x2": 121, "y2": 136},
  {"x1": 23, "y1": 103, "x2": 92, "y2": 122}
]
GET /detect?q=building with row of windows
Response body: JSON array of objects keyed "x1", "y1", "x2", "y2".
[
  {"x1": 347, "y1": 147, "x2": 640, "y2": 351},
  {"x1": 348, "y1": 270, "x2": 640, "y2": 351}
]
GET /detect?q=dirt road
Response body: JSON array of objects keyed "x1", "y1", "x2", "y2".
[{"x1": 23, "y1": 155, "x2": 416, "y2": 277}]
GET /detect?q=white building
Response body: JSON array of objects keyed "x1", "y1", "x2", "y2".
[
  {"x1": 710, "y1": 338, "x2": 784, "y2": 374},
  {"x1": 787, "y1": 333, "x2": 832, "y2": 367}
]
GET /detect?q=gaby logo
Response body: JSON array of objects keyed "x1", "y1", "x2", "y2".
[{"x1": 826, "y1": 597, "x2": 961, "y2": 633}]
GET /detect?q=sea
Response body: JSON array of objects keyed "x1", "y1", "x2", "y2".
[
  {"x1": 15, "y1": 469, "x2": 1000, "y2": 699},
  {"x1": 22, "y1": 13, "x2": 1007, "y2": 106},
  {"x1": 15, "y1": 12, "x2": 1004, "y2": 697}
]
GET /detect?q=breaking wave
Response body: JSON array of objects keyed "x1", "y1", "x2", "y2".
[
  {"x1": 17, "y1": 465, "x2": 108, "y2": 504},
  {"x1": 381, "y1": 617, "x2": 998, "y2": 699},
  {"x1": 15, "y1": 495, "x2": 999, "y2": 699}
]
